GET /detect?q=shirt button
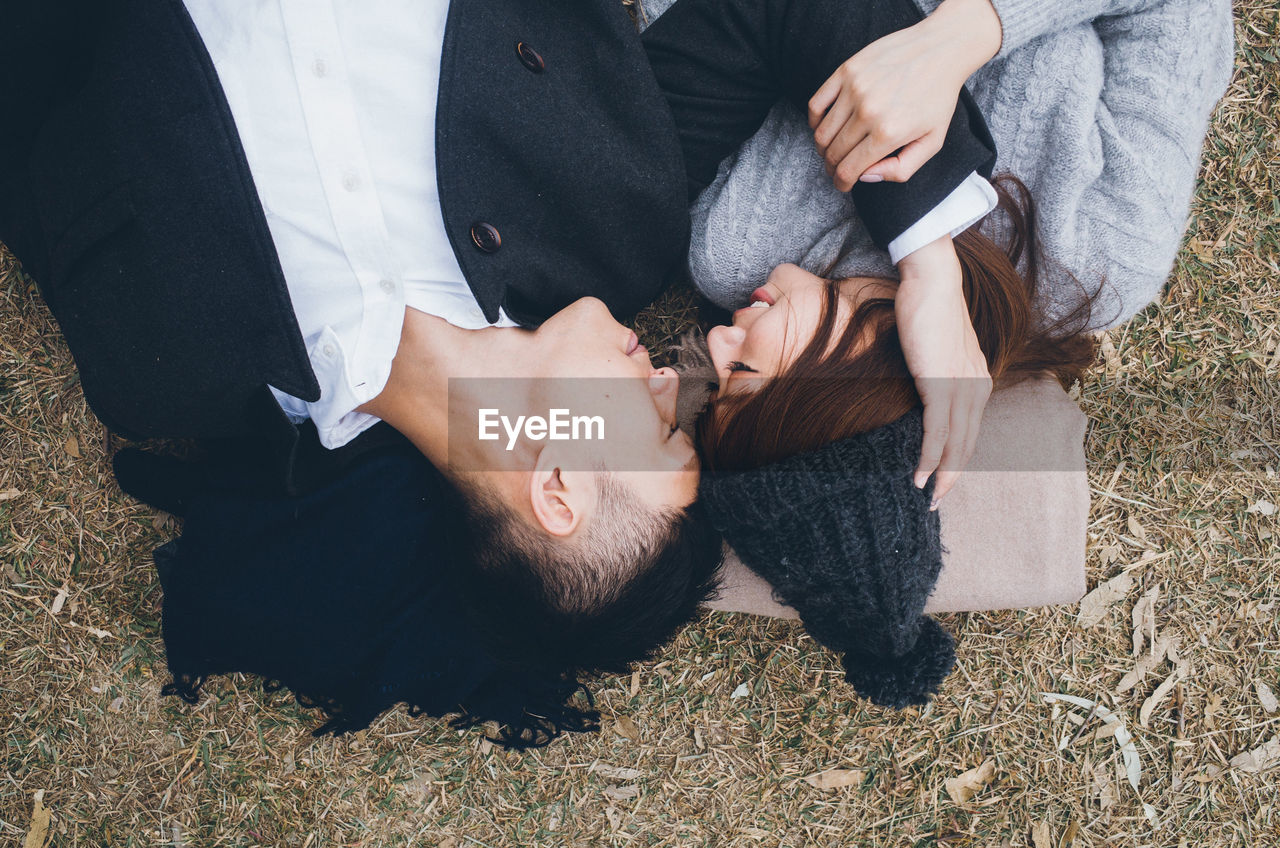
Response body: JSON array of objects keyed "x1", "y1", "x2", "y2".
[
  {"x1": 342, "y1": 171, "x2": 361, "y2": 192},
  {"x1": 470, "y1": 222, "x2": 502, "y2": 253},
  {"x1": 313, "y1": 58, "x2": 328, "y2": 78},
  {"x1": 322, "y1": 344, "x2": 336, "y2": 358},
  {"x1": 379, "y1": 278, "x2": 395, "y2": 295},
  {"x1": 515, "y1": 42, "x2": 545, "y2": 74}
]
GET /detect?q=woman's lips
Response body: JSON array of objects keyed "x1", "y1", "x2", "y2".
[
  {"x1": 626, "y1": 331, "x2": 639, "y2": 355},
  {"x1": 734, "y1": 287, "x2": 775, "y2": 321}
]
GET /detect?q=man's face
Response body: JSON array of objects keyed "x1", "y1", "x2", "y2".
[{"x1": 470, "y1": 297, "x2": 700, "y2": 516}]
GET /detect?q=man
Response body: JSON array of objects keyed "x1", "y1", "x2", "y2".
[{"x1": 0, "y1": 0, "x2": 995, "y2": 736}]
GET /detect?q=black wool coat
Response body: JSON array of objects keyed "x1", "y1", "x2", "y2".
[
  {"x1": 0, "y1": 0, "x2": 995, "y2": 738},
  {"x1": 0, "y1": 0, "x2": 993, "y2": 446}
]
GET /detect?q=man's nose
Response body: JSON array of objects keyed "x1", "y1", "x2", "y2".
[{"x1": 565, "y1": 296, "x2": 616, "y2": 328}]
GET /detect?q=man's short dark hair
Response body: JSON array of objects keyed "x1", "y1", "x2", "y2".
[{"x1": 454, "y1": 472, "x2": 724, "y2": 674}]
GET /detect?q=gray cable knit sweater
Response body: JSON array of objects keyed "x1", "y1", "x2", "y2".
[{"x1": 642, "y1": 0, "x2": 1234, "y2": 328}]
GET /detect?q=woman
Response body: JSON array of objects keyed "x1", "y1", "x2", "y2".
[{"x1": 668, "y1": 0, "x2": 1233, "y2": 706}]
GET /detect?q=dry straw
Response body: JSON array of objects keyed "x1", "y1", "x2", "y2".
[{"x1": 2, "y1": 2, "x2": 1277, "y2": 844}]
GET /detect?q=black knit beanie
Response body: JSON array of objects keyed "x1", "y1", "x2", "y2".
[{"x1": 699, "y1": 408, "x2": 955, "y2": 708}]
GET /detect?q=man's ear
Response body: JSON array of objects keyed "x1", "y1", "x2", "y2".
[{"x1": 529, "y1": 448, "x2": 591, "y2": 537}]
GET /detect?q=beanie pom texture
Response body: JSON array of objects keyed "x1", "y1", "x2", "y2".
[{"x1": 840, "y1": 615, "x2": 956, "y2": 708}]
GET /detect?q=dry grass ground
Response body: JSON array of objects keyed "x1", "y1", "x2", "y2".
[{"x1": 2, "y1": 3, "x2": 1277, "y2": 846}]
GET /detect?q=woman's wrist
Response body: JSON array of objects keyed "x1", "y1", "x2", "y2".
[
  {"x1": 897, "y1": 235, "x2": 962, "y2": 289},
  {"x1": 920, "y1": 0, "x2": 1003, "y2": 78}
]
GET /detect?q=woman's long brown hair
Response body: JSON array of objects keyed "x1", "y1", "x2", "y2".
[{"x1": 698, "y1": 175, "x2": 1099, "y2": 473}]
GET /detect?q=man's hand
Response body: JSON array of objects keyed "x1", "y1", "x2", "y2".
[
  {"x1": 807, "y1": 0, "x2": 1002, "y2": 190},
  {"x1": 895, "y1": 235, "x2": 991, "y2": 506}
]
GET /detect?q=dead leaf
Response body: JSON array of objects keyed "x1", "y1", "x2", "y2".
[
  {"x1": 1031, "y1": 820, "x2": 1052, "y2": 848},
  {"x1": 802, "y1": 768, "x2": 867, "y2": 790},
  {"x1": 24, "y1": 790, "x2": 51, "y2": 848},
  {"x1": 1076, "y1": 571, "x2": 1134, "y2": 628},
  {"x1": 1092, "y1": 723, "x2": 1120, "y2": 742},
  {"x1": 1192, "y1": 765, "x2": 1222, "y2": 784},
  {"x1": 1099, "y1": 334, "x2": 1120, "y2": 370},
  {"x1": 1205, "y1": 694, "x2": 1223, "y2": 731},
  {"x1": 730, "y1": 683, "x2": 750, "y2": 699},
  {"x1": 1089, "y1": 762, "x2": 1118, "y2": 811},
  {"x1": 1256, "y1": 681, "x2": 1278, "y2": 714},
  {"x1": 738, "y1": 828, "x2": 773, "y2": 840},
  {"x1": 629, "y1": 670, "x2": 640, "y2": 697},
  {"x1": 1043, "y1": 694, "x2": 1141, "y2": 793},
  {"x1": 1247, "y1": 500, "x2": 1277, "y2": 516},
  {"x1": 1139, "y1": 667, "x2": 1182, "y2": 727},
  {"x1": 944, "y1": 760, "x2": 995, "y2": 804},
  {"x1": 603, "y1": 784, "x2": 639, "y2": 801},
  {"x1": 437, "y1": 839, "x2": 458, "y2": 848},
  {"x1": 1117, "y1": 635, "x2": 1178, "y2": 694},
  {"x1": 108, "y1": 696, "x2": 125, "y2": 714},
  {"x1": 1131, "y1": 585, "x2": 1159, "y2": 657},
  {"x1": 1231, "y1": 736, "x2": 1280, "y2": 773},
  {"x1": 50, "y1": 586, "x2": 69, "y2": 616},
  {"x1": 0, "y1": 488, "x2": 21, "y2": 501},
  {"x1": 1117, "y1": 656, "x2": 1161, "y2": 696},
  {"x1": 282, "y1": 750, "x2": 296, "y2": 776},
  {"x1": 614, "y1": 716, "x2": 641, "y2": 743},
  {"x1": 63, "y1": 435, "x2": 81, "y2": 458},
  {"x1": 1126, "y1": 514, "x2": 1147, "y2": 543},
  {"x1": 592, "y1": 764, "x2": 643, "y2": 781}
]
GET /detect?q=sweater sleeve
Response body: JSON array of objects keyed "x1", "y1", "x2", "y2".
[
  {"x1": 1028, "y1": 0, "x2": 1233, "y2": 327},
  {"x1": 915, "y1": 0, "x2": 1199, "y2": 60},
  {"x1": 641, "y1": 0, "x2": 995, "y2": 250}
]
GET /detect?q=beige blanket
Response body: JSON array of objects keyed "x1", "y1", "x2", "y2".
[{"x1": 705, "y1": 377, "x2": 1088, "y2": 617}]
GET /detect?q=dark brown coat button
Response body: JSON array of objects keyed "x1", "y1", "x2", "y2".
[
  {"x1": 515, "y1": 41, "x2": 545, "y2": 73},
  {"x1": 470, "y1": 223, "x2": 501, "y2": 253}
]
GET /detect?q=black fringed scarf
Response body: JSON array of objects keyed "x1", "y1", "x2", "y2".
[{"x1": 130, "y1": 443, "x2": 598, "y2": 748}]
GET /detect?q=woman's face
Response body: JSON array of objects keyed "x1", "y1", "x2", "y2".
[{"x1": 706, "y1": 264, "x2": 897, "y2": 396}]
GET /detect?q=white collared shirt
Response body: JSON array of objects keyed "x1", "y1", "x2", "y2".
[{"x1": 183, "y1": 0, "x2": 992, "y2": 449}]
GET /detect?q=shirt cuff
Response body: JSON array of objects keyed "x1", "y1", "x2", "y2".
[{"x1": 887, "y1": 173, "x2": 998, "y2": 264}]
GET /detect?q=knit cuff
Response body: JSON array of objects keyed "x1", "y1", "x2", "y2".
[{"x1": 986, "y1": 0, "x2": 1074, "y2": 58}]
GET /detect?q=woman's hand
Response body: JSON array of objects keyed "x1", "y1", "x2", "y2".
[
  {"x1": 808, "y1": 0, "x2": 1002, "y2": 190},
  {"x1": 894, "y1": 235, "x2": 991, "y2": 506}
]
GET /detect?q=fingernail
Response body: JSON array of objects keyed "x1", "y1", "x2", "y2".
[
  {"x1": 859, "y1": 174, "x2": 884, "y2": 183},
  {"x1": 929, "y1": 498, "x2": 940, "y2": 511},
  {"x1": 914, "y1": 473, "x2": 926, "y2": 488}
]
